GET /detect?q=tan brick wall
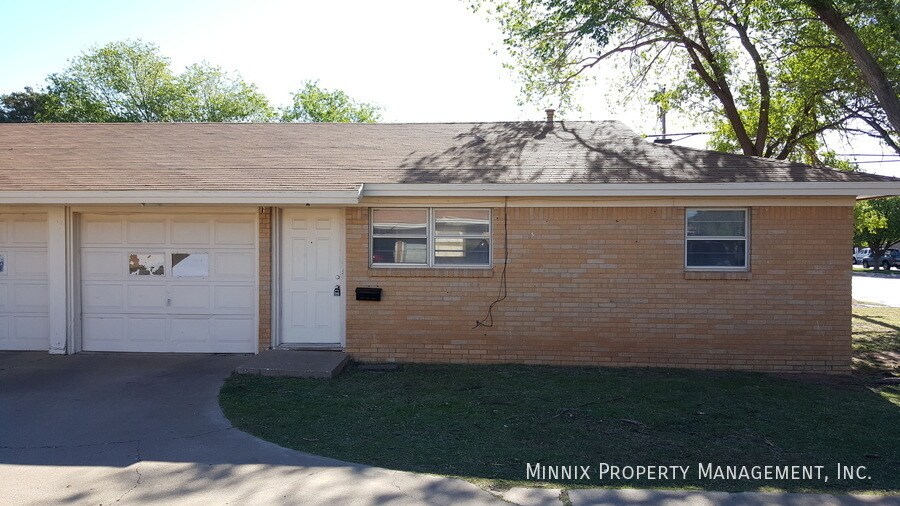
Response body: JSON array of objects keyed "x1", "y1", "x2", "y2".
[
  {"x1": 258, "y1": 207, "x2": 272, "y2": 351},
  {"x1": 344, "y1": 206, "x2": 853, "y2": 374}
]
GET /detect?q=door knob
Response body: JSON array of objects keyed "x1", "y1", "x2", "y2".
[{"x1": 333, "y1": 285, "x2": 341, "y2": 296}]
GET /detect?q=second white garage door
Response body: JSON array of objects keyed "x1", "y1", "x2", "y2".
[
  {"x1": 0, "y1": 213, "x2": 49, "y2": 351},
  {"x1": 80, "y1": 213, "x2": 257, "y2": 353}
]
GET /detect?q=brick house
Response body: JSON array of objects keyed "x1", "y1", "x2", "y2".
[{"x1": 2, "y1": 120, "x2": 899, "y2": 374}]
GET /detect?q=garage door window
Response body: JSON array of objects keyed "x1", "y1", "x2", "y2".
[
  {"x1": 129, "y1": 253, "x2": 165, "y2": 275},
  {"x1": 0, "y1": 253, "x2": 5, "y2": 273},
  {"x1": 172, "y1": 253, "x2": 209, "y2": 277}
]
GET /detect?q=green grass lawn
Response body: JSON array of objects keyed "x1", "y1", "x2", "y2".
[
  {"x1": 220, "y1": 309, "x2": 900, "y2": 495},
  {"x1": 853, "y1": 305, "x2": 900, "y2": 378}
]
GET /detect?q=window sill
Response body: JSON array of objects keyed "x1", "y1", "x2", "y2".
[
  {"x1": 684, "y1": 270, "x2": 752, "y2": 280},
  {"x1": 368, "y1": 267, "x2": 494, "y2": 278}
]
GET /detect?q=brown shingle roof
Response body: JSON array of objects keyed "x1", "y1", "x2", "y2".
[{"x1": 0, "y1": 121, "x2": 895, "y2": 192}]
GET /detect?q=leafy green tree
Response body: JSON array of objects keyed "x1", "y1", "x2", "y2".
[
  {"x1": 0, "y1": 87, "x2": 50, "y2": 122},
  {"x1": 478, "y1": 0, "x2": 899, "y2": 160},
  {"x1": 855, "y1": 197, "x2": 900, "y2": 270},
  {"x1": 37, "y1": 40, "x2": 274, "y2": 123},
  {"x1": 281, "y1": 81, "x2": 381, "y2": 123},
  {"x1": 174, "y1": 63, "x2": 274, "y2": 122},
  {"x1": 804, "y1": 0, "x2": 900, "y2": 148},
  {"x1": 44, "y1": 40, "x2": 182, "y2": 122}
]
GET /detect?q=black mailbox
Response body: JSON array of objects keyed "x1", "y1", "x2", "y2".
[{"x1": 355, "y1": 287, "x2": 382, "y2": 301}]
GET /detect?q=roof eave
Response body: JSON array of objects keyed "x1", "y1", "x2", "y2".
[
  {"x1": 361, "y1": 182, "x2": 900, "y2": 199},
  {"x1": 0, "y1": 190, "x2": 361, "y2": 205}
]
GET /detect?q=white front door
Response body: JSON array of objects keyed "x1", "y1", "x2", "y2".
[{"x1": 280, "y1": 209, "x2": 345, "y2": 346}]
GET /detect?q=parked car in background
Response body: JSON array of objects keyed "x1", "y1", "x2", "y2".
[
  {"x1": 881, "y1": 249, "x2": 900, "y2": 269},
  {"x1": 860, "y1": 248, "x2": 900, "y2": 269},
  {"x1": 853, "y1": 248, "x2": 871, "y2": 264}
]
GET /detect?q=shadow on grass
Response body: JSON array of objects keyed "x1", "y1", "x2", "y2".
[{"x1": 220, "y1": 364, "x2": 900, "y2": 494}]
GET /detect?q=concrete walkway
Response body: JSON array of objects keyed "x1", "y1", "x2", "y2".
[{"x1": 0, "y1": 352, "x2": 894, "y2": 505}]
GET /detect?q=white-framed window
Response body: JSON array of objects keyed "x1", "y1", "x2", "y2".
[
  {"x1": 685, "y1": 208, "x2": 748, "y2": 270},
  {"x1": 370, "y1": 208, "x2": 491, "y2": 267}
]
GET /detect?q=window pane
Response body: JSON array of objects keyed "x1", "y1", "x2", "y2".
[
  {"x1": 129, "y1": 253, "x2": 165, "y2": 275},
  {"x1": 686, "y1": 240, "x2": 746, "y2": 267},
  {"x1": 434, "y1": 209, "x2": 490, "y2": 236},
  {"x1": 372, "y1": 209, "x2": 427, "y2": 236},
  {"x1": 172, "y1": 253, "x2": 209, "y2": 277},
  {"x1": 0, "y1": 253, "x2": 5, "y2": 274},
  {"x1": 686, "y1": 210, "x2": 746, "y2": 237},
  {"x1": 372, "y1": 238, "x2": 427, "y2": 265},
  {"x1": 434, "y1": 238, "x2": 491, "y2": 265}
]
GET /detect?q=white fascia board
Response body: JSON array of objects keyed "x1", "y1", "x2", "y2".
[
  {"x1": 361, "y1": 182, "x2": 900, "y2": 198},
  {"x1": 0, "y1": 190, "x2": 361, "y2": 205}
]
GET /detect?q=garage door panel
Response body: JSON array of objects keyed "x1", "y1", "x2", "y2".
[
  {"x1": 215, "y1": 220, "x2": 255, "y2": 246},
  {"x1": 126, "y1": 284, "x2": 167, "y2": 310},
  {"x1": 213, "y1": 252, "x2": 255, "y2": 279},
  {"x1": 127, "y1": 317, "x2": 169, "y2": 344},
  {"x1": 10, "y1": 250, "x2": 49, "y2": 277},
  {"x1": 14, "y1": 315, "x2": 50, "y2": 340},
  {"x1": 12, "y1": 218, "x2": 48, "y2": 244},
  {"x1": 82, "y1": 219, "x2": 123, "y2": 245},
  {"x1": 212, "y1": 317, "x2": 256, "y2": 353},
  {"x1": 12, "y1": 283, "x2": 49, "y2": 310},
  {"x1": 171, "y1": 220, "x2": 211, "y2": 245},
  {"x1": 82, "y1": 317, "x2": 124, "y2": 351},
  {"x1": 0, "y1": 315, "x2": 51, "y2": 350},
  {"x1": 172, "y1": 318, "x2": 210, "y2": 344},
  {"x1": 170, "y1": 284, "x2": 211, "y2": 312},
  {"x1": 80, "y1": 213, "x2": 256, "y2": 353},
  {"x1": 212, "y1": 317, "x2": 255, "y2": 344},
  {"x1": 127, "y1": 219, "x2": 167, "y2": 244},
  {"x1": 82, "y1": 251, "x2": 124, "y2": 278},
  {"x1": 214, "y1": 285, "x2": 254, "y2": 312},
  {"x1": 82, "y1": 283, "x2": 125, "y2": 312}
]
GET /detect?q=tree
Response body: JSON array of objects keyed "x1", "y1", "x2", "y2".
[
  {"x1": 38, "y1": 40, "x2": 274, "y2": 123},
  {"x1": 174, "y1": 63, "x2": 274, "y2": 122},
  {"x1": 804, "y1": 0, "x2": 900, "y2": 141},
  {"x1": 0, "y1": 87, "x2": 50, "y2": 122},
  {"x1": 281, "y1": 81, "x2": 381, "y2": 123},
  {"x1": 479, "y1": 0, "x2": 899, "y2": 160},
  {"x1": 855, "y1": 197, "x2": 900, "y2": 270},
  {"x1": 44, "y1": 40, "x2": 182, "y2": 122}
]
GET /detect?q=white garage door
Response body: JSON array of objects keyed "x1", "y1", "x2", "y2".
[
  {"x1": 0, "y1": 213, "x2": 50, "y2": 351},
  {"x1": 80, "y1": 213, "x2": 257, "y2": 353}
]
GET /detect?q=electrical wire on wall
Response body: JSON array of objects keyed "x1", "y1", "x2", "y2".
[{"x1": 474, "y1": 197, "x2": 509, "y2": 328}]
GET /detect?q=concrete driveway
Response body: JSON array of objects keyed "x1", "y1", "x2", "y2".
[
  {"x1": 852, "y1": 273, "x2": 900, "y2": 307},
  {"x1": 1, "y1": 353, "x2": 891, "y2": 506},
  {"x1": 0, "y1": 352, "x2": 503, "y2": 505}
]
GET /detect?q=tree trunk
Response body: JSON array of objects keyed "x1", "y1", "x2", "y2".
[{"x1": 806, "y1": 0, "x2": 900, "y2": 136}]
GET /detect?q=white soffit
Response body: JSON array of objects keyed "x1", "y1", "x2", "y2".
[
  {"x1": 2, "y1": 182, "x2": 900, "y2": 203},
  {"x1": 0, "y1": 191, "x2": 362, "y2": 205},
  {"x1": 360, "y1": 182, "x2": 900, "y2": 199}
]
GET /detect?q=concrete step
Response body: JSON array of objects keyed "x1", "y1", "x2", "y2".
[{"x1": 234, "y1": 349, "x2": 349, "y2": 379}]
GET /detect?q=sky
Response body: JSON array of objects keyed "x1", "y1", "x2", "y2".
[{"x1": 1, "y1": 0, "x2": 896, "y2": 175}]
